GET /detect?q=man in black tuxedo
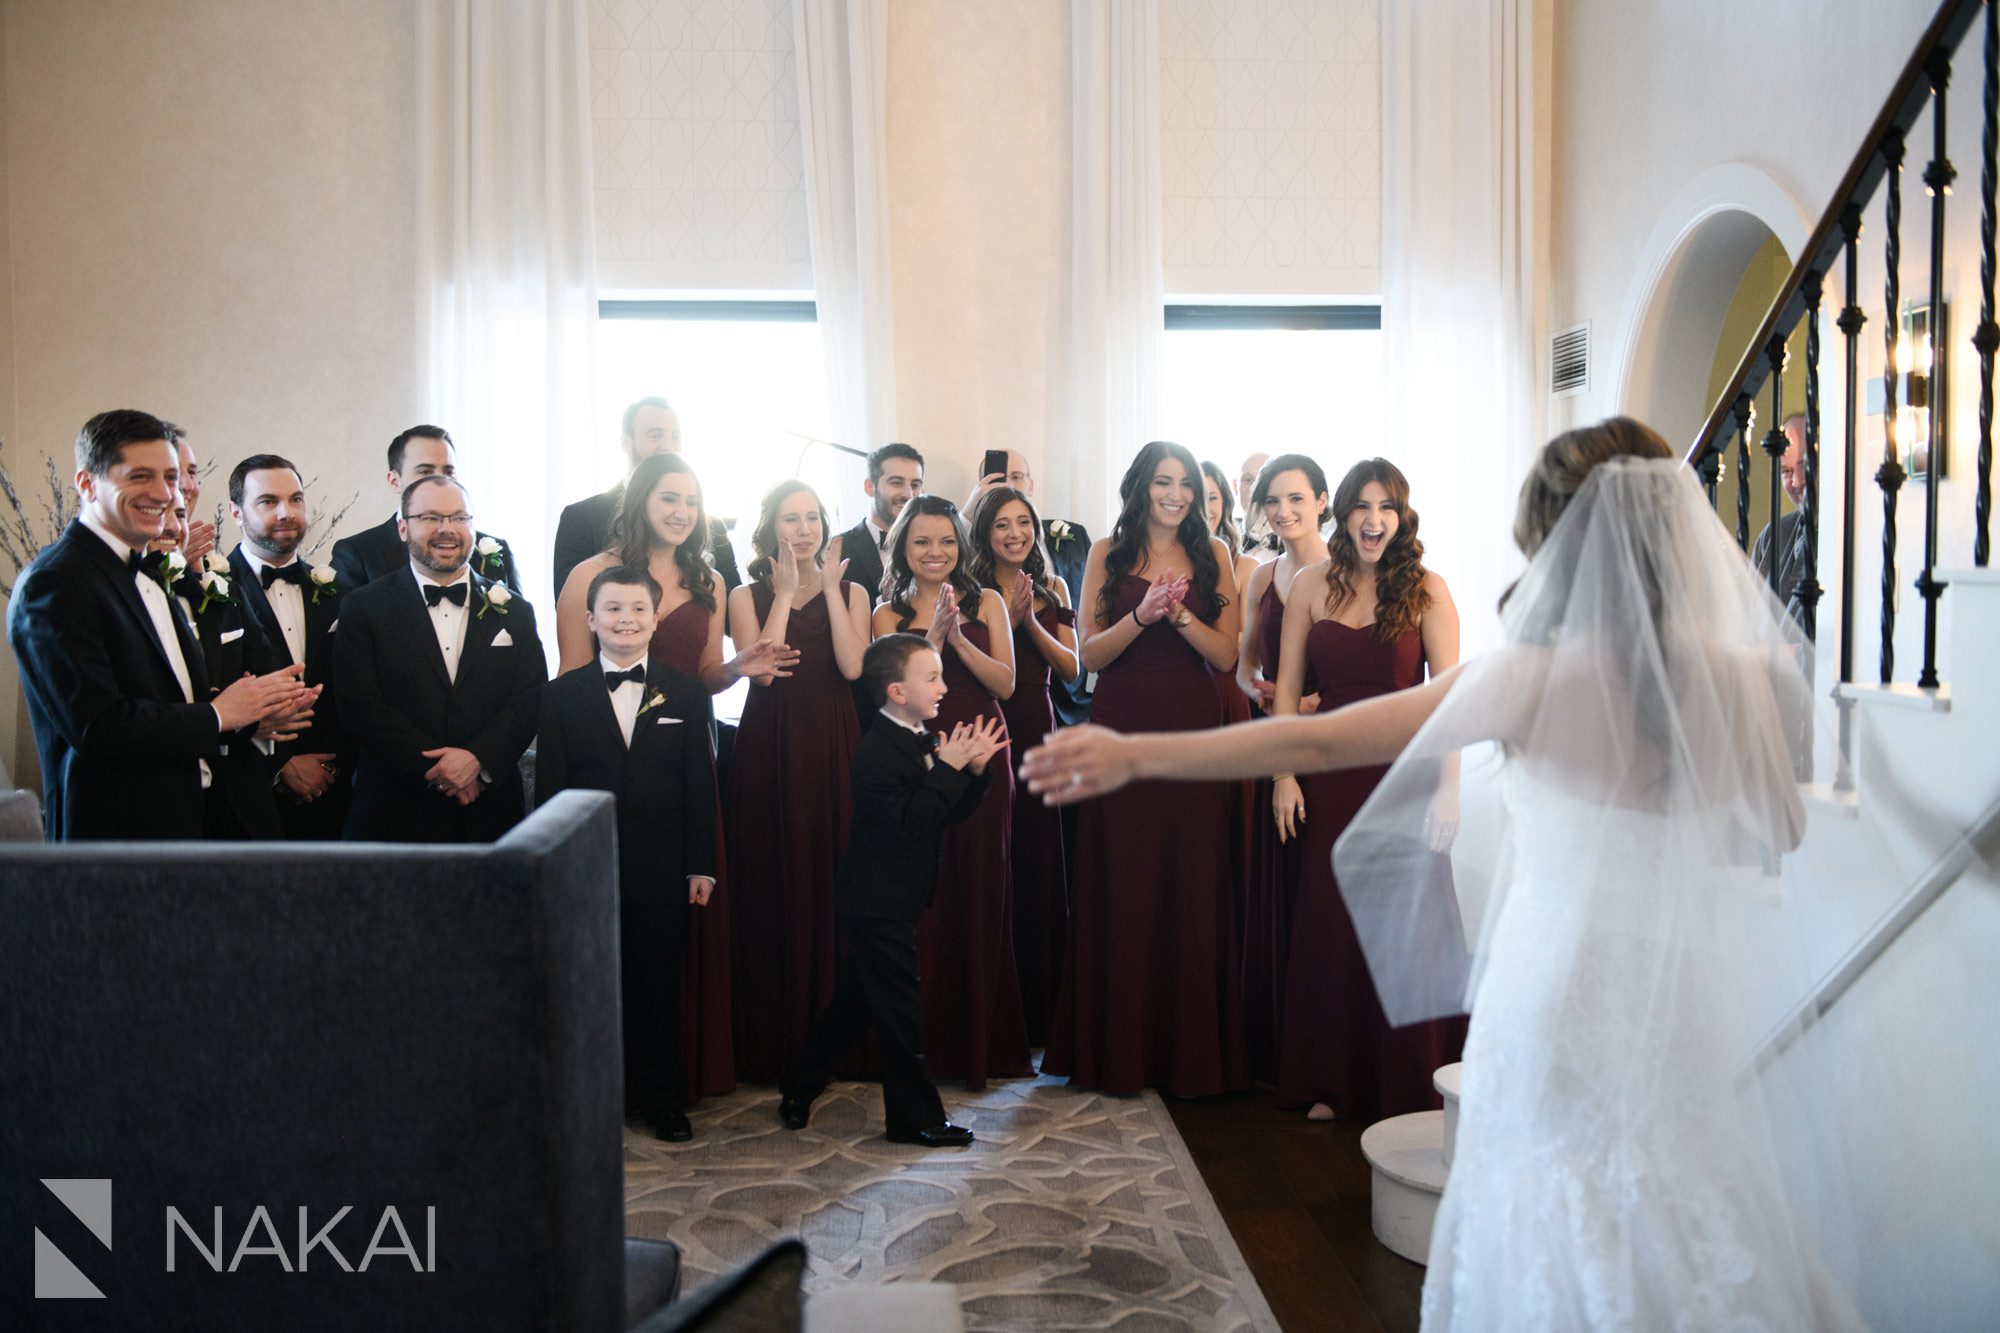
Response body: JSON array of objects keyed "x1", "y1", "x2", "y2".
[
  {"x1": 550, "y1": 396, "x2": 740, "y2": 600},
  {"x1": 329, "y1": 425, "x2": 523, "y2": 595},
  {"x1": 833, "y1": 441, "x2": 924, "y2": 609},
  {"x1": 780, "y1": 634, "x2": 1006, "y2": 1148},
  {"x1": 535, "y1": 565, "x2": 716, "y2": 1143},
  {"x1": 966, "y1": 449, "x2": 1093, "y2": 725},
  {"x1": 6, "y1": 409, "x2": 317, "y2": 840},
  {"x1": 333, "y1": 476, "x2": 546, "y2": 842},
  {"x1": 160, "y1": 499, "x2": 288, "y2": 840},
  {"x1": 227, "y1": 453, "x2": 352, "y2": 839}
]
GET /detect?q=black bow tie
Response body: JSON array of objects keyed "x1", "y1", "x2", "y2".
[
  {"x1": 605, "y1": 665, "x2": 646, "y2": 691},
  {"x1": 423, "y1": 582, "x2": 469, "y2": 608},
  {"x1": 127, "y1": 550, "x2": 168, "y2": 578},
  {"x1": 261, "y1": 562, "x2": 310, "y2": 590}
]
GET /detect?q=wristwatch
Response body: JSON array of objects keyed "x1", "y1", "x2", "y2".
[{"x1": 1173, "y1": 607, "x2": 1192, "y2": 628}]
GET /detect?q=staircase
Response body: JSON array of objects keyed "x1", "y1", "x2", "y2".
[{"x1": 1357, "y1": 1063, "x2": 1459, "y2": 1265}]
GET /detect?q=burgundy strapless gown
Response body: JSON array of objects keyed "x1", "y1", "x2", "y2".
[
  {"x1": 919, "y1": 619, "x2": 1032, "y2": 1086},
  {"x1": 650, "y1": 597, "x2": 736, "y2": 1100},
  {"x1": 725, "y1": 583, "x2": 859, "y2": 1081},
  {"x1": 1045, "y1": 575, "x2": 1250, "y2": 1097},
  {"x1": 999, "y1": 597, "x2": 1075, "y2": 1047},
  {"x1": 1277, "y1": 618, "x2": 1466, "y2": 1117},
  {"x1": 1242, "y1": 578, "x2": 1320, "y2": 1083}
]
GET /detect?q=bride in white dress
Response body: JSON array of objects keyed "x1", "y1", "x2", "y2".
[{"x1": 1023, "y1": 417, "x2": 1864, "y2": 1330}]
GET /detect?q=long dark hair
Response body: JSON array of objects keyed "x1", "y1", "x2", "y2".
[
  {"x1": 1326, "y1": 457, "x2": 1429, "y2": 643},
  {"x1": 1249, "y1": 453, "x2": 1332, "y2": 533},
  {"x1": 967, "y1": 485, "x2": 1059, "y2": 610},
  {"x1": 882, "y1": 494, "x2": 981, "y2": 631},
  {"x1": 607, "y1": 452, "x2": 716, "y2": 614},
  {"x1": 746, "y1": 479, "x2": 827, "y2": 584},
  {"x1": 1200, "y1": 459, "x2": 1242, "y2": 558},
  {"x1": 1098, "y1": 440, "x2": 1224, "y2": 625}
]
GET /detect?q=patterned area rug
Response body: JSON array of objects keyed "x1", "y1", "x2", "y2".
[{"x1": 623, "y1": 1075, "x2": 1281, "y2": 1331}]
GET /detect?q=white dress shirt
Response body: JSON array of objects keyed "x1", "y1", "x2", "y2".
[
  {"x1": 79, "y1": 511, "x2": 213, "y2": 787},
  {"x1": 602, "y1": 652, "x2": 646, "y2": 748},
  {"x1": 879, "y1": 707, "x2": 933, "y2": 769},
  {"x1": 414, "y1": 561, "x2": 473, "y2": 684},
  {"x1": 241, "y1": 547, "x2": 307, "y2": 665}
]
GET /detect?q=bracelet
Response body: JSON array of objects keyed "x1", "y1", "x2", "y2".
[{"x1": 1131, "y1": 607, "x2": 1153, "y2": 628}]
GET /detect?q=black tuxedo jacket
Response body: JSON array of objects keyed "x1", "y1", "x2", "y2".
[
  {"x1": 1041, "y1": 516, "x2": 1093, "y2": 725},
  {"x1": 172, "y1": 569, "x2": 286, "y2": 839},
  {"x1": 330, "y1": 515, "x2": 522, "y2": 596},
  {"x1": 534, "y1": 656, "x2": 716, "y2": 907},
  {"x1": 229, "y1": 546, "x2": 353, "y2": 836},
  {"x1": 834, "y1": 715, "x2": 991, "y2": 921},
  {"x1": 6, "y1": 520, "x2": 226, "y2": 839},
  {"x1": 332, "y1": 566, "x2": 547, "y2": 842},
  {"x1": 835, "y1": 519, "x2": 888, "y2": 608},
  {"x1": 552, "y1": 487, "x2": 739, "y2": 601}
]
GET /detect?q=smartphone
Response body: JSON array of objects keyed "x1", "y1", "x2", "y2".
[{"x1": 981, "y1": 449, "x2": 1009, "y2": 482}]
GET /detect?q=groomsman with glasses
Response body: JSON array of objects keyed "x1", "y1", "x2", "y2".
[
  {"x1": 7, "y1": 410, "x2": 316, "y2": 840},
  {"x1": 333, "y1": 476, "x2": 546, "y2": 842},
  {"x1": 330, "y1": 425, "x2": 522, "y2": 595}
]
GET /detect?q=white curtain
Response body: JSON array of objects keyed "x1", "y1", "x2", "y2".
[
  {"x1": 1380, "y1": 0, "x2": 1549, "y2": 657},
  {"x1": 1064, "y1": 0, "x2": 1165, "y2": 534},
  {"x1": 794, "y1": 0, "x2": 898, "y2": 473},
  {"x1": 416, "y1": 0, "x2": 598, "y2": 638}
]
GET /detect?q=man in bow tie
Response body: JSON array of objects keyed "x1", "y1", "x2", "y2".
[
  {"x1": 7, "y1": 409, "x2": 317, "y2": 840},
  {"x1": 228, "y1": 453, "x2": 352, "y2": 839},
  {"x1": 536, "y1": 565, "x2": 716, "y2": 1141},
  {"x1": 837, "y1": 442, "x2": 924, "y2": 722},
  {"x1": 328, "y1": 424, "x2": 523, "y2": 595},
  {"x1": 332, "y1": 475, "x2": 546, "y2": 842}
]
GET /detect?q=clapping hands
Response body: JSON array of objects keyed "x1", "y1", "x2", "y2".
[
  {"x1": 772, "y1": 543, "x2": 803, "y2": 603},
  {"x1": 1135, "y1": 573, "x2": 1188, "y2": 626},
  {"x1": 1004, "y1": 574, "x2": 1035, "y2": 628},
  {"x1": 825, "y1": 535, "x2": 851, "y2": 588},
  {"x1": 936, "y1": 714, "x2": 1009, "y2": 774},
  {"x1": 732, "y1": 636, "x2": 802, "y2": 684},
  {"x1": 926, "y1": 585, "x2": 962, "y2": 650}
]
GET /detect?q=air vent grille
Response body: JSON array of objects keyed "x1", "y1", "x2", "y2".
[{"x1": 1551, "y1": 321, "x2": 1590, "y2": 397}]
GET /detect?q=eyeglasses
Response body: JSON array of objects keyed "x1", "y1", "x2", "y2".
[{"x1": 408, "y1": 512, "x2": 474, "y2": 527}]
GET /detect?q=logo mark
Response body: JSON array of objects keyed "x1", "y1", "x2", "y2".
[{"x1": 35, "y1": 1178, "x2": 111, "y2": 1299}]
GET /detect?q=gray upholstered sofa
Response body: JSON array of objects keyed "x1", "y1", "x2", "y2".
[{"x1": 0, "y1": 790, "x2": 680, "y2": 1330}]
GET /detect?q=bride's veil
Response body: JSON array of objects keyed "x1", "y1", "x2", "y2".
[{"x1": 1333, "y1": 454, "x2": 1904, "y2": 1319}]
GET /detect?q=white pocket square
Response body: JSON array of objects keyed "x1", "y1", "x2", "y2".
[
  {"x1": 656, "y1": 716, "x2": 683, "y2": 725},
  {"x1": 492, "y1": 629, "x2": 513, "y2": 647},
  {"x1": 220, "y1": 628, "x2": 244, "y2": 644},
  {"x1": 327, "y1": 619, "x2": 338, "y2": 633}
]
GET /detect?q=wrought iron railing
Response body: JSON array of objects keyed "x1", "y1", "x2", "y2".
[{"x1": 1687, "y1": 0, "x2": 1995, "y2": 782}]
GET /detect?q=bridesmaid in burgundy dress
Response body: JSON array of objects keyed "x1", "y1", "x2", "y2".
[
  {"x1": 1046, "y1": 440, "x2": 1249, "y2": 1097},
  {"x1": 968, "y1": 485, "x2": 1080, "y2": 1048},
  {"x1": 871, "y1": 494, "x2": 1032, "y2": 1087},
  {"x1": 1232, "y1": 454, "x2": 1331, "y2": 1082},
  {"x1": 725, "y1": 480, "x2": 871, "y2": 1081},
  {"x1": 555, "y1": 453, "x2": 793, "y2": 1102},
  {"x1": 1271, "y1": 457, "x2": 1465, "y2": 1121}
]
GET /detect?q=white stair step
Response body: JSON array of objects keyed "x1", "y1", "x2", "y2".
[
  {"x1": 1359, "y1": 1110, "x2": 1447, "y2": 1265},
  {"x1": 1433, "y1": 1063, "x2": 1463, "y2": 1168},
  {"x1": 1836, "y1": 681, "x2": 1951, "y2": 713}
]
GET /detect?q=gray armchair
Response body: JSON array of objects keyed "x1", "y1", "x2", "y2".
[{"x1": 0, "y1": 791, "x2": 675, "y2": 1331}]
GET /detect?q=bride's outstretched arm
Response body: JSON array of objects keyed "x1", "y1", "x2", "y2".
[{"x1": 1021, "y1": 665, "x2": 1466, "y2": 804}]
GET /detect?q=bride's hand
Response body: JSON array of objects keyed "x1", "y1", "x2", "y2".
[
  {"x1": 1423, "y1": 785, "x2": 1460, "y2": 853},
  {"x1": 1020, "y1": 725, "x2": 1136, "y2": 805}
]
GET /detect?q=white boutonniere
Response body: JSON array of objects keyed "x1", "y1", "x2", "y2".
[
  {"x1": 308, "y1": 564, "x2": 338, "y2": 605},
  {"x1": 1047, "y1": 519, "x2": 1076, "y2": 552},
  {"x1": 146, "y1": 548, "x2": 187, "y2": 595},
  {"x1": 201, "y1": 552, "x2": 230, "y2": 577},
  {"x1": 474, "y1": 535, "x2": 504, "y2": 577},
  {"x1": 636, "y1": 689, "x2": 668, "y2": 720},
  {"x1": 476, "y1": 581, "x2": 512, "y2": 619},
  {"x1": 194, "y1": 567, "x2": 233, "y2": 615}
]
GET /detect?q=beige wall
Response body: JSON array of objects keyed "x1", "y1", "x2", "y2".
[
  {"x1": 0, "y1": 0, "x2": 419, "y2": 782},
  {"x1": 884, "y1": 0, "x2": 1073, "y2": 517}
]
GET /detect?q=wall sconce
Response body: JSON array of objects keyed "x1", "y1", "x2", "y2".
[{"x1": 1875, "y1": 301, "x2": 1947, "y2": 480}]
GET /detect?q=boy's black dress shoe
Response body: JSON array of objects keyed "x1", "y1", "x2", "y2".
[
  {"x1": 645, "y1": 1108, "x2": 693, "y2": 1143},
  {"x1": 885, "y1": 1120, "x2": 974, "y2": 1148},
  {"x1": 777, "y1": 1094, "x2": 813, "y2": 1130}
]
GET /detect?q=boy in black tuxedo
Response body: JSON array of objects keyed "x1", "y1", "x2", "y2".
[
  {"x1": 779, "y1": 633, "x2": 1007, "y2": 1148},
  {"x1": 535, "y1": 565, "x2": 716, "y2": 1143}
]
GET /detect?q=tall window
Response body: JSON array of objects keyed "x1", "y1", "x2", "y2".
[
  {"x1": 594, "y1": 301, "x2": 837, "y2": 537},
  {"x1": 1159, "y1": 305, "x2": 1384, "y2": 487}
]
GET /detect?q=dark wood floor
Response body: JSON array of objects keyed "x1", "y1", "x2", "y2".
[{"x1": 1167, "y1": 1090, "x2": 1423, "y2": 1333}]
